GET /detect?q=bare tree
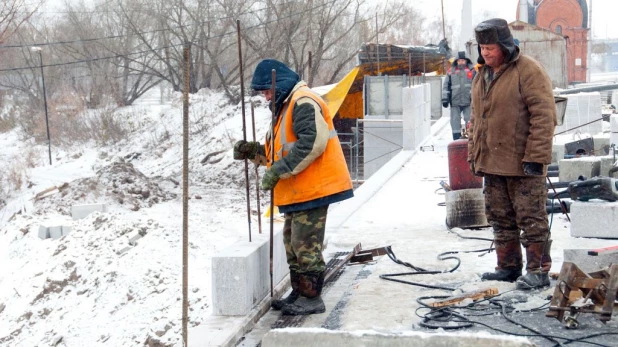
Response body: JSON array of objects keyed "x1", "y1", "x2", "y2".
[{"x1": 0, "y1": 0, "x2": 42, "y2": 43}]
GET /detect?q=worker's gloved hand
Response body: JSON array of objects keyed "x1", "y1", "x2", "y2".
[
  {"x1": 469, "y1": 161, "x2": 476, "y2": 175},
  {"x1": 261, "y1": 167, "x2": 280, "y2": 190},
  {"x1": 523, "y1": 162, "x2": 544, "y2": 176},
  {"x1": 442, "y1": 102, "x2": 449, "y2": 108},
  {"x1": 233, "y1": 140, "x2": 259, "y2": 160}
]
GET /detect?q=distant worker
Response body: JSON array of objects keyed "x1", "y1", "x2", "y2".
[
  {"x1": 442, "y1": 51, "x2": 476, "y2": 140},
  {"x1": 233, "y1": 59, "x2": 354, "y2": 315},
  {"x1": 468, "y1": 19, "x2": 556, "y2": 290}
]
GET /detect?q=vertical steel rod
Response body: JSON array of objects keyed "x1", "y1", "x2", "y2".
[
  {"x1": 251, "y1": 102, "x2": 262, "y2": 234},
  {"x1": 269, "y1": 69, "x2": 277, "y2": 297},
  {"x1": 181, "y1": 41, "x2": 191, "y2": 347},
  {"x1": 237, "y1": 20, "x2": 252, "y2": 242}
]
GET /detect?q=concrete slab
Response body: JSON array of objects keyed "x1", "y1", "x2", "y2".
[
  {"x1": 563, "y1": 248, "x2": 618, "y2": 273},
  {"x1": 261, "y1": 329, "x2": 535, "y2": 347},
  {"x1": 558, "y1": 157, "x2": 601, "y2": 181},
  {"x1": 570, "y1": 200, "x2": 618, "y2": 238},
  {"x1": 71, "y1": 203, "x2": 108, "y2": 220},
  {"x1": 211, "y1": 229, "x2": 287, "y2": 316}
]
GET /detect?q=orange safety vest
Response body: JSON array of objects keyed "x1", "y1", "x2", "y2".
[{"x1": 265, "y1": 87, "x2": 352, "y2": 207}]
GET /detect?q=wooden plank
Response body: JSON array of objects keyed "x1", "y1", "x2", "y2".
[
  {"x1": 429, "y1": 288, "x2": 498, "y2": 308},
  {"x1": 588, "y1": 245, "x2": 618, "y2": 256}
]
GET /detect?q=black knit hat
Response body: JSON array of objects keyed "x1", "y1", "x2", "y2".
[
  {"x1": 475, "y1": 18, "x2": 516, "y2": 64},
  {"x1": 457, "y1": 51, "x2": 467, "y2": 60}
]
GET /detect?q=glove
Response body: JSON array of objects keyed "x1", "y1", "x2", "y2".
[
  {"x1": 523, "y1": 162, "x2": 543, "y2": 176},
  {"x1": 469, "y1": 161, "x2": 476, "y2": 175},
  {"x1": 233, "y1": 140, "x2": 259, "y2": 160},
  {"x1": 442, "y1": 102, "x2": 449, "y2": 108},
  {"x1": 261, "y1": 167, "x2": 280, "y2": 190}
]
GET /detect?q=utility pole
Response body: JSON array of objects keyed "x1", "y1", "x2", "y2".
[{"x1": 31, "y1": 46, "x2": 51, "y2": 165}]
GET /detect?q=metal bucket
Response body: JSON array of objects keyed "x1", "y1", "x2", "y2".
[{"x1": 445, "y1": 188, "x2": 488, "y2": 229}]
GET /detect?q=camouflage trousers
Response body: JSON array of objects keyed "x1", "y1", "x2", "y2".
[
  {"x1": 484, "y1": 174, "x2": 551, "y2": 272},
  {"x1": 282, "y1": 205, "x2": 328, "y2": 274}
]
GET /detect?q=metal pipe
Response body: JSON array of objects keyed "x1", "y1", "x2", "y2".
[{"x1": 236, "y1": 20, "x2": 252, "y2": 242}]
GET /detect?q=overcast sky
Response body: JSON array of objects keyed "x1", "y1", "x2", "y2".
[{"x1": 411, "y1": 0, "x2": 618, "y2": 40}]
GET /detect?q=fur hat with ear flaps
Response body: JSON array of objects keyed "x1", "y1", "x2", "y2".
[{"x1": 475, "y1": 18, "x2": 516, "y2": 65}]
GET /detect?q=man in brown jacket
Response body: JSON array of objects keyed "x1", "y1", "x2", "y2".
[{"x1": 468, "y1": 18, "x2": 556, "y2": 290}]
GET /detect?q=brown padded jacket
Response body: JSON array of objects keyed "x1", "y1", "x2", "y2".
[{"x1": 468, "y1": 49, "x2": 556, "y2": 177}]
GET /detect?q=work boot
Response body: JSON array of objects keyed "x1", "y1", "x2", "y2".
[
  {"x1": 271, "y1": 271, "x2": 299, "y2": 310},
  {"x1": 516, "y1": 241, "x2": 552, "y2": 290},
  {"x1": 453, "y1": 133, "x2": 462, "y2": 140},
  {"x1": 281, "y1": 272, "x2": 325, "y2": 316},
  {"x1": 516, "y1": 272, "x2": 549, "y2": 290},
  {"x1": 481, "y1": 269, "x2": 522, "y2": 282},
  {"x1": 481, "y1": 239, "x2": 522, "y2": 282}
]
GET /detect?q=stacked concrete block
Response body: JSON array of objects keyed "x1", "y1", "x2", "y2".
[
  {"x1": 71, "y1": 203, "x2": 108, "y2": 220},
  {"x1": 554, "y1": 92, "x2": 603, "y2": 136},
  {"x1": 212, "y1": 229, "x2": 288, "y2": 316},
  {"x1": 570, "y1": 200, "x2": 618, "y2": 238},
  {"x1": 558, "y1": 157, "x2": 601, "y2": 181},
  {"x1": 563, "y1": 249, "x2": 618, "y2": 273}
]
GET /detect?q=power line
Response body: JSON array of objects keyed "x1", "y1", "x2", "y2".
[
  {"x1": 0, "y1": 0, "x2": 323, "y2": 50},
  {"x1": 0, "y1": 0, "x2": 339, "y2": 73}
]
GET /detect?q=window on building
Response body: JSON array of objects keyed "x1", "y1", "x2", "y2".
[{"x1": 555, "y1": 25, "x2": 562, "y2": 34}]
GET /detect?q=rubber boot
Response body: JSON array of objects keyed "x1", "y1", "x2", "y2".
[
  {"x1": 481, "y1": 239, "x2": 522, "y2": 282},
  {"x1": 271, "y1": 271, "x2": 299, "y2": 310},
  {"x1": 281, "y1": 272, "x2": 325, "y2": 316},
  {"x1": 516, "y1": 241, "x2": 551, "y2": 290}
]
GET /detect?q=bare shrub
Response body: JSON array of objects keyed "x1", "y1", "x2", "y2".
[{"x1": 83, "y1": 106, "x2": 130, "y2": 146}]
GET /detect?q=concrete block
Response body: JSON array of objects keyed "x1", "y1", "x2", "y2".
[
  {"x1": 558, "y1": 157, "x2": 601, "y2": 182},
  {"x1": 261, "y1": 329, "x2": 535, "y2": 347},
  {"x1": 61, "y1": 226, "x2": 72, "y2": 237},
  {"x1": 570, "y1": 200, "x2": 618, "y2": 238},
  {"x1": 212, "y1": 228, "x2": 288, "y2": 316},
  {"x1": 71, "y1": 203, "x2": 108, "y2": 220},
  {"x1": 49, "y1": 226, "x2": 63, "y2": 240},
  {"x1": 563, "y1": 249, "x2": 618, "y2": 273},
  {"x1": 38, "y1": 226, "x2": 49, "y2": 240},
  {"x1": 611, "y1": 114, "x2": 618, "y2": 148},
  {"x1": 599, "y1": 155, "x2": 617, "y2": 177},
  {"x1": 551, "y1": 143, "x2": 565, "y2": 164},
  {"x1": 128, "y1": 230, "x2": 142, "y2": 246},
  {"x1": 555, "y1": 93, "x2": 603, "y2": 136}
]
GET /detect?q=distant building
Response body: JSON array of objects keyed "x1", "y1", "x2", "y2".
[
  {"x1": 518, "y1": 0, "x2": 589, "y2": 84},
  {"x1": 591, "y1": 39, "x2": 618, "y2": 72}
]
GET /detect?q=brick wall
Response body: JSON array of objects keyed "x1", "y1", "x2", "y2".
[{"x1": 534, "y1": 0, "x2": 589, "y2": 83}]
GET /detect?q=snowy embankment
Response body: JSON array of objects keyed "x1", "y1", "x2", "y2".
[{"x1": 0, "y1": 88, "x2": 270, "y2": 346}]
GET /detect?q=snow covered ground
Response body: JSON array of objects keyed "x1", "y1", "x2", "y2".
[
  {"x1": 0, "y1": 88, "x2": 270, "y2": 346},
  {"x1": 1, "y1": 84, "x2": 618, "y2": 347}
]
